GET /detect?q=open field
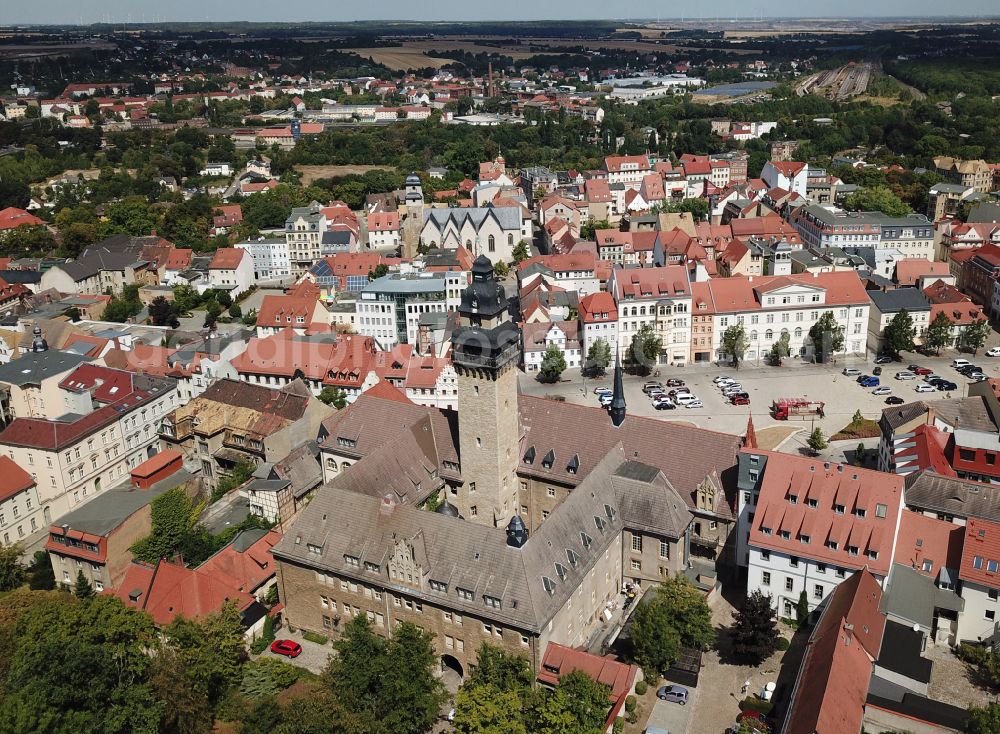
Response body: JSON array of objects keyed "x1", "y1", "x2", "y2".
[
  {"x1": 347, "y1": 48, "x2": 454, "y2": 70},
  {"x1": 294, "y1": 164, "x2": 393, "y2": 185}
]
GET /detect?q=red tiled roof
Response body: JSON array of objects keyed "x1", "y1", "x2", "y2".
[
  {"x1": 0, "y1": 456, "x2": 35, "y2": 502},
  {"x1": 930, "y1": 301, "x2": 984, "y2": 327},
  {"x1": 614, "y1": 265, "x2": 690, "y2": 300},
  {"x1": 257, "y1": 294, "x2": 318, "y2": 327},
  {"x1": 784, "y1": 570, "x2": 884, "y2": 734},
  {"x1": 0, "y1": 207, "x2": 45, "y2": 231},
  {"x1": 768, "y1": 161, "x2": 806, "y2": 177},
  {"x1": 960, "y1": 517, "x2": 1000, "y2": 588},
  {"x1": 894, "y1": 510, "x2": 963, "y2": 577},
  {"x1": 198, "y1": 529, "x2": 282, "y2": 595},
  {"x1": 209, "y1": 247, "x2": 247, "y2": 270},
  {"x1": 579, "y1": 291, "x2": 617, "y2": 323},
  {"x1": 368, "y1": 211, "x2": 400, "y2": 231},
  {"x1": 896, "y1": 259, "x2": 951, "y2": 287},
  {"x1": 114, "y1": 559, "x2": 256, "y2": 626},
  {"x1": 538, "y1": 643, "x2": 638, "y2": 701},
  {"x1": 924, "y1": 280, "x2": 969, "y2": 304},
  {"x1": 130, "y1": 449, "x2": 183, "y2": 479},
  {"x1": 166, "y1": 248, "x2": 193, "y2": 270},
  {"x1": 746, "y1": 449, "x2": 904, "y2": 576},
  {"x1": 603, "y1": 155, "x2": 650, "y2": 173}
]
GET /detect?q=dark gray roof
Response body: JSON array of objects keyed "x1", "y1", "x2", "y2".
[
  {"x1": 876, "y1": 620, "x2": 933, "y2": 683},
  {"x1": 968, "y1": 202, "x2": 1000, "y2": 224},
  {"x1": 273, "y1": 447, "x2": 692, "y2": 633},
  {"x1": 880, "y1": 563, "x2": 963, "y2": 630},
  {"x1": 0, "y1": 351, "x2": 93, "y2": 387},
  {"x1": 868, "y1": 288, "x2": 932, "y2": 314},
  {"x1": 904, "y1": 471, "x2": 1000, "y2": 522},
  {"x1": 53, "y1": 469, "x2": 193, "y2": 537},
  {"x1": 879, "y1": 401, "x2": 929, "y2": 432}
]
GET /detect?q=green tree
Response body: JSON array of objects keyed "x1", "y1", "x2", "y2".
[
  {"x1": 538, "y1": 344, "x2": 568, "y2": 383},
  {"x1": 628, "y1": 323, "x2": 662, "y2": 375},
  {"x1": 768, "y1": 331, "x2": 791, "y2": 365},
  {"x1": 204, "y1": 300, "x2": 223, "y2": 329},
  {"x1": 27, "y1": 550, "x2": 55, "y2": 590},
  {"x1": 466, "y1": 644, "x2": 533, "y2": 692},
  {"x1": 0, "y1": 543, "x2": 25, "y2": 592},
  {"x1": 326, "y1": 615, "x2": 446, "y2": 734},
  {"x1": 130, "y1": 487, "x2": 196, "y2": 564},
  {"x1": 512, "y1": 240, "x2": 531, "y2": 263},
  {"x1": 856, "y1": 442, "x2": 867, "y2": 466},
  {"x1": 959, "y1": 318, "x2": 992, "y2": 355},
  {"x1": 807, "y1": 427, "x2": 828, "y2": 456},
  {"x1": 553, "y1": 670, "x2": 612, "y2": 733},
  {"x1": 796, "y1": 589, "x2": 810, "y2": 628},
  {"x1": 843, "y1": 186, "x2": 910, "y2": 216},
  {"x1": 809, "y1": 311, "x2": 845, "y2": 363},
  {"x1": 721, "y1": 324, "x2": 749, "y2": 369},
  {"x1": 73, "y1": 570, "x2": 95, "y2": 599},
  {"x1": 731, "y1": 591, "x2": 780, "y2": 664},
  {"x1": 172, "y1": 284, "x2": 202, "y2": 314},
  {"x1": 493, "y1": 260, "x2": 510, "y2": 278},
  {"x1": 454, "y1": 684, "x2": 528, "y2": 734},
  {"x1": 925, "y1": 311, "x2": 954, "y2": 354},
  {"x1": 584, "y1": 338, "x2": 612, "y2": 377},
  {"x1": 580, "y1": 219, "x2": 610, "y2": 240},
  {"x1": 0, "y1": 595, "x2": 165, "y2": 733},
  {"x1": 656, "y1": 574, "x2": 715, "y2": 650},
  {"x1": 318, "y1": 386, "x2": 348, "y2": 409},
  {"x1": 100, "y1": 196, "x2": 161, "y2": 237},
  {"x1": 967, "y1": 702, "x2": 1000, "y2": 734},
  {"x1": 163, "y1": 602, "x2": 247, "y2": 706},
  {"x1": 368, "y1": 263, "x2": 390, "y2": 281},
  {"x1": 882, "y1": 308, "x2": 916, "y2": 356},
  {"x1": 149, "y1": 296, "x2": 179, "y2": 327},
  {"x1": 630, "y1": 595, "x2": 682, "y2": 679}
]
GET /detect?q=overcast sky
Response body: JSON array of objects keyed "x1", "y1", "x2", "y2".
[{"x1": 2, "y1": 0, "x2": 998, "y2": 24}]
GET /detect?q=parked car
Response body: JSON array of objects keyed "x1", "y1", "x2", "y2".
[
  {"x1": 665, "y1": 378, "x2": 685, "y2": 387},
  {"x1": 873, "y1": 386, "x2": 892, "y2": 395},
  {"x1": 713, "y1": 375, "x2": 733, "y2": 384},
  {"x1": 684, "y1": 401, "x2": 704, "y2": 408},
  {"x1": 913, "y1": 367, "x2": 932, "y2": 375},
  {"x1": 656, "y1": 685, "x2": 690, "y2": 705},
  {"x1": 654, "y1": 400, "x2": 676, "y2": 410},
  {"x1": 915, "y1": 384, "x2": 936, "y2": 393},
  {"x1": 872, "y1": 366, "x2": 882, "y2": 376},
  {"x1": 675, "y1": 393, "x2": 699, "y2": 405},
  {"x1": 669, "y1": 388, "x2": 691, "y2": 398},
  {"x1": 731, "y1": 396, "x2": 751, "y2": 406},
  {"x1": 953, "y1": 358, "x2": 972, "y2": 369},
  {"x1": 599, "y1": 394, "x2": 613, "y2": 406},
  {"x1": 874, "y1": 355, "x2": 894, "y2": 364},
  {"x1": 986, "y1": 347, "x2": 1000, "y2": 357},
  {"x1": 722, "y1": 385, "x2": 744, "y2": 395},
  {"x1": 270, "y1": 640, "x2": 302, "y2": 658},
  {"x1": 859, "y1": 376, "x2": 879, "y2": 387},
  {"x1": 959, "y1": 366, "x2": 983, "y2": 376},
  {"x1": 594, "y1": 387, "x2": 611, "y2": 395},
  {"x1": 842, "y1": 367, "x2": 862, "y2": 376},
  {"x1": 642, "y1": 382, "x2": 663, "y2": 394},
  {"x1": 936, "y1": 381, "x2": 958, "y2": 391},
  {"x1": 968, "y1": 372, "x2": 987, "y2": 380},
  {"x1": 894, "y1": 371, "x2": 916, "y2": 380},
  {"x1": 885, "y1": 396, "x2": 905, "y2": 405}
]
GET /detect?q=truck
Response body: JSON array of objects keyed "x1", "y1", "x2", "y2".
[{"x1": 772, "y1": 398, "x2": 826, "y2": 421}]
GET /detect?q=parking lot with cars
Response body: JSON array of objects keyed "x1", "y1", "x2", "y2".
[{"x1": 519, "y1": 350, "x2": 1000, "y2": 438}]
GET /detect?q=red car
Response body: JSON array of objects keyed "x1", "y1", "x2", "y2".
[
  {"x1": 912, "y1": 366, "x2": 932, "y2": 375},
  {"x1": 731, "y1": 396, "x2": 751, "y2": 406},
  {"x1": 270, "y1": 639, "x2": 302, "y2": 658}
]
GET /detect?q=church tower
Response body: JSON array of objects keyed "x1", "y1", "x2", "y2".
[
  {"x1": 452, "y1": 255, "x2": 520, "y2": 527},
  {"x1": 401, "y1": 172, "x2": 425, "y2": 259}
]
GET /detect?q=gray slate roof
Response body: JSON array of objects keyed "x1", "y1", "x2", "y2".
[
  {"x1": 904, "y1": 470, "x2": 1000, "y2": 522},
  {"x1": 0, "y1": 351, "x2": 93, "y2": 387},
  {"x1": 272, "y1": 448, "x2": 692, "y2": 633},
  {"x1": 868, "y1": 288, "x2": 932, "y2": 314},
  {"x1": 424, "y1": 206, "x2": 523, "y2": 232}
]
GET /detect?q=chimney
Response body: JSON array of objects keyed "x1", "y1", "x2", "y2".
[{"x1": 379, "y1": 494, "x2": 396, "y2": 516}]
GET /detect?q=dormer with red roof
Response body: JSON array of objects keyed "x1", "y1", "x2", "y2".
[
  {"x1": 761, "y1": 160, "x2": 808, "y2": 198},
  {"x1": 959, "y1": 517, "x2": 1000, "y2": 641}
]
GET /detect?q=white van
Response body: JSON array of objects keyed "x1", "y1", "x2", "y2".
[
  {"x1": 675, "y1": 393, "x2": 699, "y2": 405},
  {"x1": 953, "y1": 358, "x2": 971, "y2": 369}
]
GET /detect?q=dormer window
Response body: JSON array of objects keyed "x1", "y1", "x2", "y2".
[
  {"x1": 542, "y1": 450, "x2": 555, "y2": 469},
  {"x1": 594, "y1": 516, "x2": 606, "y2": 533},
  {"x1": 364, "y1": 561, "x2": 380, "y2": 573},
  {"x1": 581, "y1": 532, "x2": 593, "y2": 549},
  {"x1": 604, "y1": 504, "x2": 616, "y2": 520},
  {"x1": 567, "y1": 455, "x2": 579, "y2": 475},
  {"x1": 307, "y1": 543, "x2": 323, "y2": 555},
  {"x1": 567, "y1": 549, "x2": 579, "y2": 567},
  {"x1": 343, "y1": 554, "x2": 359, "y2": 566},
  {"x1": 542, "y1": 577, "x2": 556, "y2": 596},
  {"x1": 555, "y1": 562, "x2": 567, "y2": 581},
  {"x1": 484, "y1": 595, "x2": 501, "y2": 609},
  {"x1": 523, "y1": 446, "x2": 535, "y2": 465}
]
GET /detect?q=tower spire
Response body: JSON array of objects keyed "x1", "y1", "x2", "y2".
[
  {"x1": 744, "y1": 413, "x2": 758, "y2": 449},
  {"x1": 610, "y1": 352, "x2": 626, "y2": 427}
]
